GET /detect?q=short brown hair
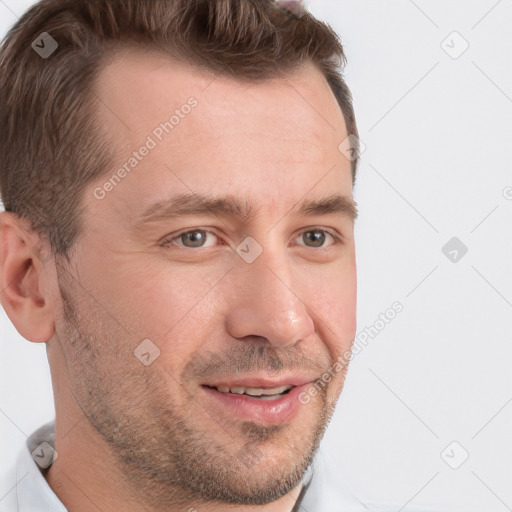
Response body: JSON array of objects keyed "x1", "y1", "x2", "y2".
[{"x1": 0, "y1": 0, "x2": 359, "y2": 259}]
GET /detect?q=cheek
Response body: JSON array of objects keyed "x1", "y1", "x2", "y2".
[
  {"x1": 122, "y1": 264, "x2": 228, "y2": 366},
  {"x1": 325, "y1": 287, "x2": 357, "y2": 350},
  {"x1": 312, "y1": 260, "x2": 357, "y2": 328},
  {"x1": 308, "y1": 262, "x2": 357, "y2": 366},
  {"x1": 105, "y1": 258, "x2": 221, "y2": 326}
]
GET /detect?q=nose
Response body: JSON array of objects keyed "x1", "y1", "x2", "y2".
[{"x1": 224, "y1": 249, "x2": 315, "y2": 348}]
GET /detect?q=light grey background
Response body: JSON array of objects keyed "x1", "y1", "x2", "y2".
[{"x1": 1, "y1": 1, "x2": 511, "y2": 511}]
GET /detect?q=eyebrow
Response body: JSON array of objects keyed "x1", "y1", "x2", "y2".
[{"x1": 138, "y1": 192, "x2": 358, "y2": 225}]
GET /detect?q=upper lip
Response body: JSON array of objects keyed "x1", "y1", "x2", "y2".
[{"x1": 202, "y1": 374, "x2": 317, "y2": 389}]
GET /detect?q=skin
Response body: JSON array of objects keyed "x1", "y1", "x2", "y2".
[{"x1": 0, "y1": 48, "x2": 357, "y2": 512}]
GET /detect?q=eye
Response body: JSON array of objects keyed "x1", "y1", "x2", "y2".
[
  {"x1": 161, "y1": 229, "x2": 219, "y2": 249},
  {"x1": 295, "y1": 229, "x2": 339, "y2": 248},
  {"x1": 160, "y1": 227, "x2": 341, "y2": 250}
]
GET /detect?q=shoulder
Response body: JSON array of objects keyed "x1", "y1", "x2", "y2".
[
  {"x1": 365, "y1": 504, "x2": 448, "y2": 512},
  {"x1": 0, "y1": 469, "x2": 18, "y2": 512},
  {"x1": 300, "y1": 449, "x2": 447, "y2": 512},
  {"x1": 0, "y1": 420, "x2": 67, "y2": 512}
]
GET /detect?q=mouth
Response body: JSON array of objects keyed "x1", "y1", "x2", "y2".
[
  {"x1": 203, "y1": 384, "x2": 294, "y2": 401},
  {"x1": 199, "y1": 376, "x2": 316, "y2": 424}
]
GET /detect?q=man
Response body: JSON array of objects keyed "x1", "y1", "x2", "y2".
[{"x1": 0, "y1": 1, "x2": 436, "y2": 511}]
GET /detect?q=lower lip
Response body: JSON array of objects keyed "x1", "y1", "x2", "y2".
[{"x1": 201, "y1": 384, "x2": 309, "y2": 424}]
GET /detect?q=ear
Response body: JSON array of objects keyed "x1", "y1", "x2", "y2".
[{"x1": 0, "y1": 211, "x2": 55, "y2": 343}]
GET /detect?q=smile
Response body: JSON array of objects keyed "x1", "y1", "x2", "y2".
[
  {"x1": 199, "y1": 376, "x2": 316, "y2": 423},
  {"x1": 204, "y1": 384, "x2": 294, "y2": 400}
]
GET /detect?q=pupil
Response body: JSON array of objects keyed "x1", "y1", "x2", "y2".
[{"x1": 304, "y1": 231, "x2": 324, "y2": 247}]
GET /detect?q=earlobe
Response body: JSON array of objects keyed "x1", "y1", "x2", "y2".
[{"x1": 0, "y1": 211, "x2": 55, "y2": 343}]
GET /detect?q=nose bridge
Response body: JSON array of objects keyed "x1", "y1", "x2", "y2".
[{"x1": 225, "y1": 244, "x2": 315, "y2": 347}]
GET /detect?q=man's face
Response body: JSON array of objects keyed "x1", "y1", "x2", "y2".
[{"x1": 53, "y1": 48, "x2": 357, "y2": 507}]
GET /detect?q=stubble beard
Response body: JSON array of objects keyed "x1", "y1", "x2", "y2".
[{"x1": 55, "y1": 264, "x2": 340, "y2": 509}]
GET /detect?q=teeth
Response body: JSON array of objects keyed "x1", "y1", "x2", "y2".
[{"x1": 214, "y1": 385, "x2": 292, "y2": 396}]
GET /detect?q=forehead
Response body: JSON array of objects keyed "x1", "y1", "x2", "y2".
[
  {"x1": 94, "y1": 46, "x2": 347, "y2": 154},
  {"x1": 88, "y1": 48, "x2": 352, "y2": 222}
]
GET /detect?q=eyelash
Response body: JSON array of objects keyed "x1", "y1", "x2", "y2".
[{"x1": 159, "y1": 227, "x2": 343, "y2": 250}]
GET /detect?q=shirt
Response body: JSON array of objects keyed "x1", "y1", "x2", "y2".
[{"x1": 0, "y1": 420, "x2": 442, "y2": 512}]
